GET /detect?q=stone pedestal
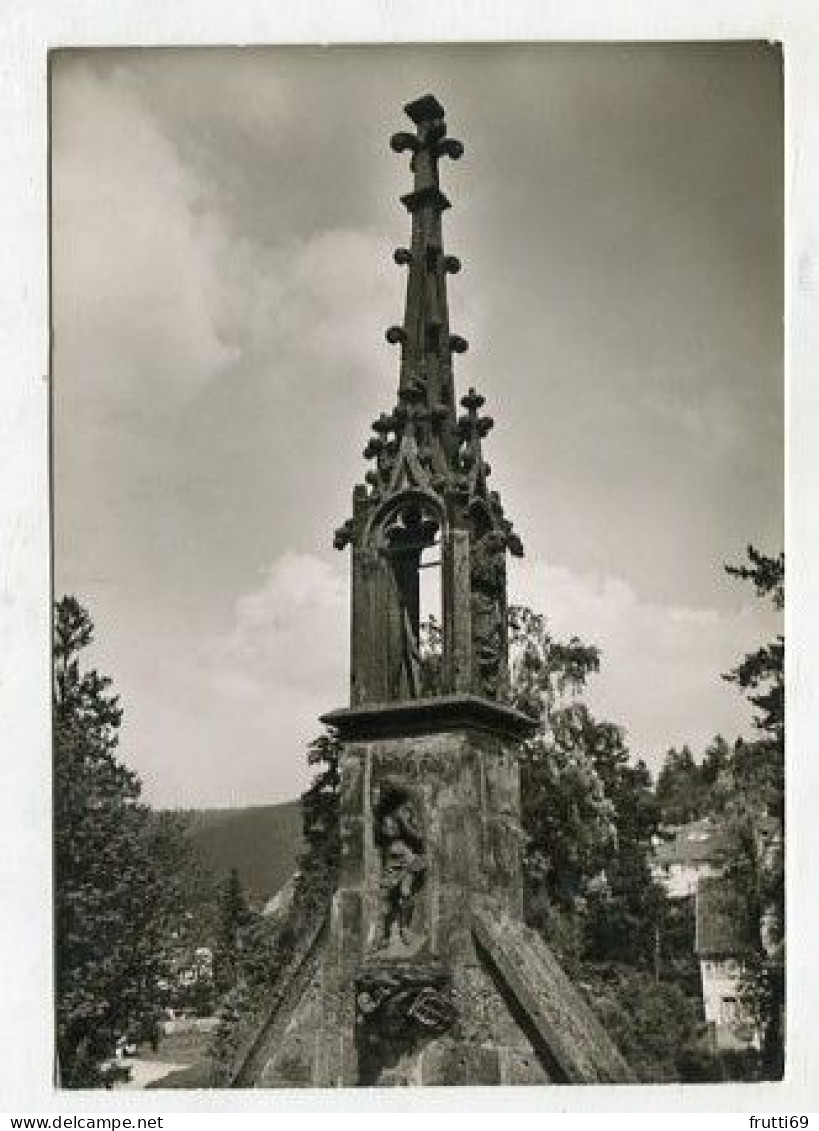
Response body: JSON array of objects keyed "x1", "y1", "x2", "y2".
[
  {"x1": 243, "y1": 694, "x2": 634, "y2": 1087},
  {"x1": 314, "y1": 695, "x2": 543, "y2": 1086}
]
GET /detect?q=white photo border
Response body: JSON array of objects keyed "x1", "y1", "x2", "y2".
[{"x1": 1, "y1": 0, "x2": 815, "y2": 1115}]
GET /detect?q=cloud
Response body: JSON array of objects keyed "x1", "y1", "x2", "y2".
[
  {"x1": 51, "y1": 62, "x2": 236, "y2": 416},
  {"x1": 213, "y1": 225, "x2": 396, "y2": 397},
  {"x1": 510, "y1": 559, "x2": 779, "y2": 768},
  {"x1": 89, "y1": 552, "x2": 349, "y2": 808},
  {"x1": 51, "y1": 57, "x2": 399, "y2": 432},
  {"x1": 211, "y1": 552, "x2": 347, "y2": 692},
  {"x1": 142, "y1": 552, "x2": 349, "y2": 806}
]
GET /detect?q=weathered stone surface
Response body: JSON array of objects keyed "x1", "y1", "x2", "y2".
[
  {"x1": 481, "y1": 740, "x2": 521, "y2": 816},
  {"x1": 258, "y1": 1029, "x2": 316, "y2": 1088},
  {"x1": 353, "y1": 729, "x2": 521, "y2": 962},
  {"x1": 483, "y1": 814, "x2": 524, "y2": 912},
  {"x1": 339, "y1": 750, "x2": 365, "y2": 884},
  {"x1": 472, "y1": 895, "x2": 637, "y2": 1084},
  {"x1": 242, "y1": 714, "x2": 633, "y2": 1088},
  {"x1": 420, "y1": 1041, "x2": 502, "y2": 1086},
  {"x1": 501, "y1": 1047, "x2": 550, "y2": 1085},
  {"x1": 259, "y1": 972, "x2": 319, "y2": 1094},
  {"x1": 435, "y1": 882, "x2": 474, "y2": 962},
  {"x1": 315, "y1": 890, "x2": 363, "y2": 1087},
  {"x1": 452, "y1": 960, "x2": 541, "y2": 1057},
  {"x1": 232, "y1": 916, "x2": 326, "y2": 1088}
]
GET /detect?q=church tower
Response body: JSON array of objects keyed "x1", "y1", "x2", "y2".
[{"x1": 237, "y1": 96, "x2": 634, "y2": 1089}]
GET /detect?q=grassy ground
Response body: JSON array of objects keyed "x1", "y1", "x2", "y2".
[
  {"x1": 144, "y1": 1060, "x2": 213, "y2": 1089},
  {"x1": 139, "y1": 1026, "x2": 214, "y2": 1066},
  {"x1": 122, "y1": 1024, "x2": 215, "y2": 1089}
]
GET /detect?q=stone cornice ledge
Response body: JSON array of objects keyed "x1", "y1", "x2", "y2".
[{"x1": 321, "y1": 694, "x2": 538, "y2": 742}]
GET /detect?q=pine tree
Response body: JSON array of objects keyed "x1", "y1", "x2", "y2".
[
  {"x1": 298, "y1": 729, "x2": 342, "y2": 905},
  {"x1": 212, "y1": 868, "x2": 253, "y2": 997},
  {"x1": 53, "y1": 596, "x2": 166, "y2": 1087},
  {"x1": 720, "y1": 547, "x2": 785, "y2": 1078},
  {"x1": 655, "y1": 746, "x2": 704, "y2": 825}
]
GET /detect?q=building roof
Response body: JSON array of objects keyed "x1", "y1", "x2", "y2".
[
  {"x1": 652, "y1": 817, "x2": 729, "y2": 867},
  {"x1": 695, "y1": 876, "x2": 752, "y2": 957}
]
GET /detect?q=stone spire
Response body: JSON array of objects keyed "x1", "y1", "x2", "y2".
[
  {"x1": 386, "y1": 93, "x2": 466, "y2": 469},
  {"x1": 231, "y1": 94, "x2": 636, "y2": 1092},
  {"x1": 333, "y1": 94, "x2": 523, "y2": 708}
]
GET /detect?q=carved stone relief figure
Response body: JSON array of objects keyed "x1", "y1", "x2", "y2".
[
  {"x1": 354, "y1": 964, "x2": 456, "y2": 1085},
  {"x1": 372, "y1": 782, "x2": 427, "y2": 957},
  {"x1": 470, "y1": 531, "x2": 506, "y2": 698}
]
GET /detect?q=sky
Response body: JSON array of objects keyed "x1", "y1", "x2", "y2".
[{"x1": 51, "y1": 43, "x2": 783, "y2": 808}]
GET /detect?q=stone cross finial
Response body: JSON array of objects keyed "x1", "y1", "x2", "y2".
[{"x1": 385, "y1": 95, "x2": 468, "y2": 465}]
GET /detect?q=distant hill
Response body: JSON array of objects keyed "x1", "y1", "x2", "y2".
[{"x1": 183, "y1": 800, "x2": 304, "y2": 904}]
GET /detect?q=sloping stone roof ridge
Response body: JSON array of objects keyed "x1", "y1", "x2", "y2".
[
  {"x1": 471, "y1": 894, "x2": 637, "y2": 1084},
  {"x1": 228, "y1": 911, "x2": 328, "y2": 1087}
]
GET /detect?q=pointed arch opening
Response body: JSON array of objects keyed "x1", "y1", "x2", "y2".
[{"x1": 371, "y1": 492, "x2": 445, "y2": 701}]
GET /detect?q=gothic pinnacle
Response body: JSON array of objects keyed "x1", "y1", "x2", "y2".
[
  {"x1": 385, "y1": 94, "x2": 468, "y2": 467},
  {"x1": 334, "y1": 94, "x2": 525, "y2": 597}
]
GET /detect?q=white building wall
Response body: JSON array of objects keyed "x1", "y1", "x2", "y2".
[
  {"x1": 699, "y1": 956, "x2": 757, "y2": 1048},
  {"x1": 700, "y1": 956, "x2": 741, "y2": 1025},
  {"x1": 652, "y1": 860, "x2": 718, "y2": 899}
]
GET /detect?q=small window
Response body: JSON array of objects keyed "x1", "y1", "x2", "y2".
[{"x1": 720, "y1": 996, "x2": 738, "y2": 1025}]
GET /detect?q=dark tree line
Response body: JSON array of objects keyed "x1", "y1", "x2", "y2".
[
  {"x1": 54, "y1": 597, "x2": 204, "y2": 1086},
  {"x1": 651, "y1": 547, "x2": 785, "y2": 1079},
  {"x1": 716, "y1": 549, "x2": 784, "y2": 1078}
]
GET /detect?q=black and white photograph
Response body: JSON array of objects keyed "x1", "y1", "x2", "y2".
[{"x1": 48, "y1": 43, "x2": 787, "y2": 1094}]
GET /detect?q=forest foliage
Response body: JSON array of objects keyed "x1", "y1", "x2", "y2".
[{"x1": 53, "y1": 597, "x2": 210, "y2": 1087}]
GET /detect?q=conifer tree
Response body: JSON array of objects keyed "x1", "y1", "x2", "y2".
[
  {"x1": 720, "y1": 547, "x2": 785, "y2": 1079},
  {"x1": 54, "y1": 596, "x2": 166, "y2": 1087},
  {"x1": 213, "y1": 867, "x2": 253, "y2": 997}
]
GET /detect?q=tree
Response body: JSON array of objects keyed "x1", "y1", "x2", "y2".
[
  {"x1": 719, "y1": 546, "x2": 785, "y2": 1079},
  {"x1": 148, "y1": 810, "x2": 221, "y2": 1017},
  {"x1": 212, "y1": 868, "x2": 253, "y2": 997},
  {"x1": 583, "y1": 735, "x2": 665, "y2": 971},
  {"x1": 655, "y1": 745, "x2": 705, "y2": 825},
  {"x1": 505, "y1": 605, "x2": 708, "y2": 1077},
  {"x1": 700, "y1": 734, "x2": 733, "y2": 792},
  {"x1": 577, "y1": 963, "x2": 701, "y2": 1082},
  {"x1": 298, "y1": 728, "x2": 342, "y2": 907},
  {"x1": 507, "y1": 606, "x2": 617, "y2": 918},
  {"x1": 54, "y1": 596, "x2": 168, "y2": 1087}
]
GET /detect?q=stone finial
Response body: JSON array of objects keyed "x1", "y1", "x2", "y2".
[
  {"x1": 333, "y1": 519, "x2": 353, "y2": 551},
  {"x1": 461, "y1": 388, "x2": 485, "y2": 414},
  {"x1": 390, "y1": 131, "x2": 421, "y2": 155}
]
